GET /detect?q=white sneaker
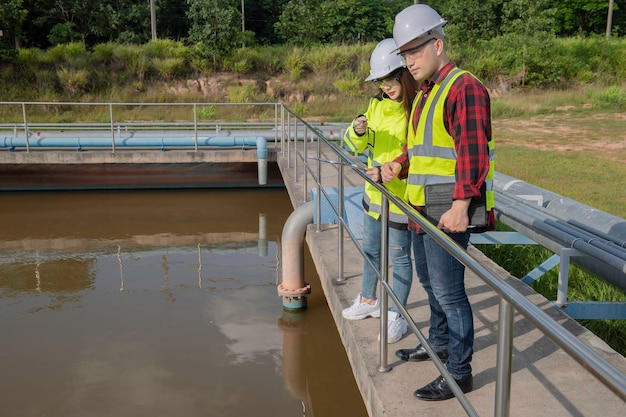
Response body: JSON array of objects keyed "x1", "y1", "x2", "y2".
[
  {"x1": 342, "y1": 293, "x2": 381, "y2": 320},
  {"x1": 379, "y1": 311, "x2": 408, "y2": 344}
]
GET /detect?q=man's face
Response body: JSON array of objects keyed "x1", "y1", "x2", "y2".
[{"x1": 398, "y1": 36, "x2": 439, "y2": 82}]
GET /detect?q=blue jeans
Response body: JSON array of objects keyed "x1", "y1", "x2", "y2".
[
  {"x1": 412, "y1": 231, "x2": 473, "y2": 379},
  {"x1": 361, "y1": 213, "x2": 413, "y2": 313}
]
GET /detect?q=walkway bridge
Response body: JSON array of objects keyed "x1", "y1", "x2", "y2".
[{"x1": 1, "y1": 101, "x2": 625, "y2": 416}]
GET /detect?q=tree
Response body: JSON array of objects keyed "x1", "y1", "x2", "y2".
[
  {"x1": 433, "y1": 0, "x2": 503, "y2": 40},
  {"x1": 245, "y1": 0, "x2": 289, "y2": 45},
  {"x1": 0, "y1": 0, "x2": 27, "y2": 51},
  {"x1": 553, "y1": 0, "x2": 614, "y2": 35},
  {"x1": 501, "y1": 0, "x2": 558, "y2": 36},
  {"x1": 274, "y1": 0, "x2": 325, "y2": 45},
  {"x1": 322, "y1": 0, "x2": 391, "y2": 44},
  {"x1": 275, "y1": 0, "x2": 398, "y2": 45},
  {"x1": 187, "y1": 0, "x2": 240, "y2": 66}
]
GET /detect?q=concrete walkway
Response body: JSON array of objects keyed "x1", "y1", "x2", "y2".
[{"x1": 277, "y1": 149, "x2": 626, "y2": 417}]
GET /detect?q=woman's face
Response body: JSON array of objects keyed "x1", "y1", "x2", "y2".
[{"x1": 379, "y1": 78, "x2": 403, "y2": 102}]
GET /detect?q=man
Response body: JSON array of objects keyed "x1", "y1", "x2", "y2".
[{"x1": 381, "y1": 4, "x2": 495, "y2": 402}]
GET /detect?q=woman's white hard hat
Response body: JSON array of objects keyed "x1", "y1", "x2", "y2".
[
  {"x1": 392, "y1": 4, "x2": 447, "y2": 51},
  {"x1": 365, "y1": 38, "x2": 405, "y2": 82}
]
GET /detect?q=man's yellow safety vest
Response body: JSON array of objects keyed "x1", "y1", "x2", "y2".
[{"x1": 405, "y1": 68, "x2": 495, "y2": 211}]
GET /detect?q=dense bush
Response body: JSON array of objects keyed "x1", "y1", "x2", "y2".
[{"x1": 0, "y1": 35, "x2": 624, "y2": 102}]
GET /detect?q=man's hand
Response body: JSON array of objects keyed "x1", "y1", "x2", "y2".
[
  {"x1": 438, "y1": 199, "x2": 471, "y2": 233},
  {"x1": 381, "y1": 162, "x2": 401, "y2": 183}
]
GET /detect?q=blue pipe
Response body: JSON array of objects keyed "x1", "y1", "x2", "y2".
[
  {"x1": 2, "y1": 136, "x2": 268, "y2": 185},
  {"x1": 2, "y1": 135, "x2": 266, "y2": 156}
]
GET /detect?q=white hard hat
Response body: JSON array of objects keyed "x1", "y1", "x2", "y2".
[
  {"x1": 393, "y1": 4, "x2": 447, "y2": 51},
  {"x1": 365, "y1": 38, "x2": 405, "y2": 82}
]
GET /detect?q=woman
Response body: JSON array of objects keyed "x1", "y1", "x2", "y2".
[{"x1": 341, "y1": 38, "x2": 419, "y2": 343}]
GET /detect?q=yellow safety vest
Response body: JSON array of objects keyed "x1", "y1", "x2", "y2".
[
  {"x1": 405, "y1": 68, "x2": 495, "y2": 210},
  {"x1": 344, "y1": 96, "x2": 408, "y2": 226}
]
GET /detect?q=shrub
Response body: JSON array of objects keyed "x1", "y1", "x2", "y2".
[
  {"x1": 56, "y1": 67, "x2": 89, "y2": 96},
  {"x1": 285, "y1": 48, "x2": 307, "y2": 81},
  {"x1": 227, "y1": 85, "x2": 257, "y2": 103},
  {"x1": 594, "y1": 85, "x2": 626, "y2": 109},
  {"x1": 333, "y1": 76, "x2": 362, "y2": 96},
  {"x1": 153, "y1": 57, "x2": 185, "y2": 82}
]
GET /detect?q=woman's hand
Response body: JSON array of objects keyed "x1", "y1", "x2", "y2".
[{"x1": 353, "y1": 116, "x2": 367, "y2": 135}]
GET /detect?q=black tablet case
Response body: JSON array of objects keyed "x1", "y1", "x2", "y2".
[{"x1": 423, "y1": 183, "x2": 487, "y2": 228}]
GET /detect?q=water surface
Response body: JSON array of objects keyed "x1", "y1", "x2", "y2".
[{"x1": 0, "y1": 189, "x2": 368, "y2": 417}]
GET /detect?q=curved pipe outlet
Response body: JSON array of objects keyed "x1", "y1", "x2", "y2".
[
  {"x1": 2, "y1": 136, "x2": 268, "y2": 185},
  {"x1": 277, "y1": 200, "x2": 314, "y2": 310}
]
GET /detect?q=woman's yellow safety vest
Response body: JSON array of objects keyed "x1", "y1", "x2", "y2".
[
  {"x1": 405, "y1": 68, "x2": 495, "y2": 211},
  {"x1": 344, "y1": 96, "x2": 408, "y2": 226}
]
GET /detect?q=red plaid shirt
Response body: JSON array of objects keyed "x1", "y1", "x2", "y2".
[{"x1": 395, "y1": 62, "x2": 495, "y2": 233}]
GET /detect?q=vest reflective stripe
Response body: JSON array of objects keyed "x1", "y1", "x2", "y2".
[
  {"x1": 406, "y1": 68, "x2": 495, "y2": 210},
  {"x1": 363, "y1": 191, "x2": 408, "y2": 224},
  {"x1": 345, "y1": 97, "x2": 409, "y2": 224},
  {"x1": 485, "y1": 143, "x2": 495, "y2": 209}
]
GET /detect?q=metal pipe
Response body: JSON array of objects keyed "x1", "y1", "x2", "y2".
[
  {"x1": 495, "y1": 172, "x2": 626, "y2": 240},
  {"x1": 545, "y1": 219, "x2": 626, "y2": 261},
  {"x1": 377, "y1": 194, "x2": 391, "y2": 372},
  {"x1": 494, "y1": 193, "x2": 626, "y2": 291},
  {"x1": 277, "y1": 200, "x2": 313, "y2": 310},
  {"x1": 494, "y1": 299, "x2": 514, "y2": 417},
  {"x1": 568, "y1": 219, "x2": 626, "y2": 248}
]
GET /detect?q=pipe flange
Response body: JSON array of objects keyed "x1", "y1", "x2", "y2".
[{"x1": 277, "y1": 283, "x2": 311, "y2": 297}]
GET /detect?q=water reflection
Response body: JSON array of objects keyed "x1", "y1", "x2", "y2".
[{"x1": 0, "y1": 190, "x2": 367, "y2": 417}]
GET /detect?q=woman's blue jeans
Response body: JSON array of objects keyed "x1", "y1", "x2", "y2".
[
  {"x1": 412, "y1": 231, "x2": 473, "y2": 379},
  {"x1": 361, "y1": 213, "x2": 413, "y2": 313}
]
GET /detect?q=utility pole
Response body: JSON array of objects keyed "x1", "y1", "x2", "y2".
[
  {"x1": 606, "y1": 0, "x2": 614, "y2": 38},
  {"x1": 241, "y1": 0, "x2": 245, "y2": 48},
  {"x1": 150, "y1": 0, "x2": 157, "y2": 40}
]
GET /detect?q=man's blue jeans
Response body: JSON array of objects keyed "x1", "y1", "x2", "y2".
[
  {"x1": 361, "y1": 213, "x2": 413, "y2": 313},
  {"x1": 412, "y1": 231, "x2": 473, "y2": 379}
]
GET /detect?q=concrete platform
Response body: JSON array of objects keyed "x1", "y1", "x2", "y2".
[
  {"x1": 277, "y1": 149, "x2": 626, "y2": 417},
  {"x1": 0, "y1": 148, "x2": 283, "y2": 190}
]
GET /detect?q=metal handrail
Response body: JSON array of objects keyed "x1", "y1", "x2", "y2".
[{"x1": 277, "y1": 106, "x2": 626, "y2": 416}]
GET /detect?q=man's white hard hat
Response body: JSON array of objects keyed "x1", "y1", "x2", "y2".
[{"x1": 393, "y1": 4, "x2": 447, "y2": 51}]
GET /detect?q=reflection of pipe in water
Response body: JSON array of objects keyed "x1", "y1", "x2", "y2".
[
  {"x1": 278, "y1": 311, "x2": 314, "y2": 417},
  {"x1": 117, "y1": 245, "x2": 124, "y2": 292},
  {"x1": 258, "y1": 213, "x2": 268, "y2": 257},
  {"x1": 161, "y1": 253, "x2": 169, "y2": 285},
  {"x1": 161, "y1": 252, "x2": 177, "y2": 303},
  {"x1": 198, "y1": 243, "x2": 202, "y2": 288},
  {"x1": 35, "y1": 250, "x2": 41, "y2": 293}
]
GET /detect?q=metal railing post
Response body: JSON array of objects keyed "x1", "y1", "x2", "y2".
[
  {"x1": 292, "y1": 118, "x2": 298, "y2": 171},
  {"x1": 303, "y1": 127, "x2": 308, "y2": 203},
  {"x1": 495, "y1": 298, "x2": 514, "y2": 417},
  {"x1": 193, "y1": 103, "x2": 198, "y2": 152},
  {"x1": 378, "y1": 194, "x2": 391, "y2": 371},
  {"x1": 21, "y1": 103, "x2": 30, "y2": 153},
  {"x1": 109, "y1": 103, "x2": 115, "y2": 153},
  {"x1": 337, "y1": 163, "x2": 345, "y2": 282},
  {"x1": 286, "y1": 111, "x2": 291, "y2": 160},
  {"x1": 316, "y1": 136, "x2": 322, "y2": 232},
  {"x1": 281, "y1": 106, "x2": 286, "y2": 155}
]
